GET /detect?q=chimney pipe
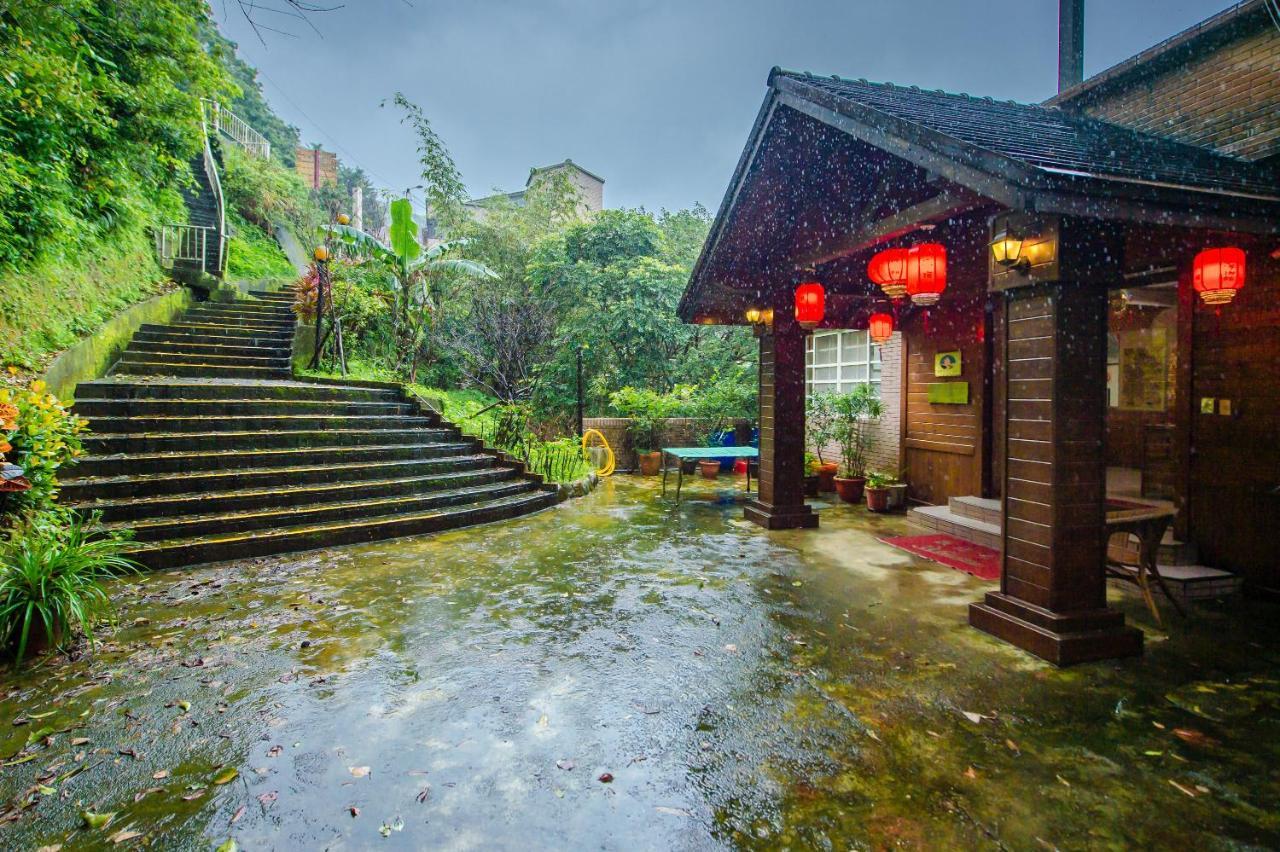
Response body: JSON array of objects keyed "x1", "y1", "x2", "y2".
[{"x1": 1058, "y1": 0, "x2": 1084, "y2": 93}]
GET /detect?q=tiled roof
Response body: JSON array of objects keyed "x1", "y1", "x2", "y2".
[{"x1": 775, "y1": 71, "x2": 1279, "y2": 199}]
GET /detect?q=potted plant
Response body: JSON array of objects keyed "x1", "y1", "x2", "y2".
[
  {"x1": 831, "y1": 384, "x2": 884, "y2": 504},
  {"x1": 698, "y1": 459, "x2": 720, "y2": 479},
  {"x1": 805, "y1": 392, "x2": 840, "y2": 492},
  {"x1": 609, "y1": 387, "x2": 670, "y2": 476},
  {"x1": 864, "y1": 471, "x2": 893, "y2": 512},
  {"x1": 803, "y1": 452, "x2": 821, "y2": 497}
]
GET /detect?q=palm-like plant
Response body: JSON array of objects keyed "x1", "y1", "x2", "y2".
[
  {"x1": 330, "y1": 198, "x2": 497, "y2": 381},
  {"x1": 0, "y1": 511, "x2": 138, "y2": 668}
]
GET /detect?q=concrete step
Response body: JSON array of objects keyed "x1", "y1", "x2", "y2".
[
  {"x1": 76, "y1": 379, "x2": 403, "y2": 404},
  {"x1": 908, "y1": 504, "x2": 1001, "y2": 550},
  {"x1": 115, "y1": 479, "x2": 539, "y2": 543},
  {"x1": 132, "y1": 330, "x2": 294, "y2": 350},
  {"x1": 117, "y1": 349, "x2": 291, "y2": 369},
  {"x1": 112, "y1": 360, "x2": 292, "y2": 380},
  {"x1": 184, "y1": 307, "x2": 295, "y2": 325},
  {"x1": 173, "y1": 317, "x2": 295, "y2": 335},
  {"x1": 73, "y1": 441, "x2": 477, "y2": 478},
  {"x1": 1110, "y1": 563, "x2": 1242, "y2": 604},
  {"x1": 140, "y1": 323, "x2": 293, "y2": 341},
  {"x1": 80, "y1": 413, "x2": 429, "y2": 434},
  {"x1": 61, "y1": 453, "x2": 498, "y2": 502},
  {"x1": 949, "y1": 495, "x2": 1000, "y2": 527},
  {"x1": 121, "y1": 340, "x2": 291, "y2": 360},
  {"x1": 76, "y1": 397, "x2": 412, "y2": 418},
  {"x1": 70, "y1": 467, "x2": 522, "y2": 523},
  {"x1": 126, "y1": 489, "x2": 558, "y2": 570},
  {"x1": 84, "y1": 427, "x2": 453, "y2": 454}
]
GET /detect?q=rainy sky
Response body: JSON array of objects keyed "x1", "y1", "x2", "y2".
[{"x1": 213, "y1": 0, "x2": 1233, "y2": 212}]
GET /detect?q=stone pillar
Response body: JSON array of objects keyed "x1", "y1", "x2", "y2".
[
  {"x1": 745, "y1": 316, "x2": 818, "y2": 530},
  {"x1": 969, "y1": 282, "x2": 1141, "y2": 665}
]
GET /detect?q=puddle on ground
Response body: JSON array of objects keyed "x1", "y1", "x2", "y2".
[{"x1": 1, "y1": 476, "x2": 1277, "y2": 849}]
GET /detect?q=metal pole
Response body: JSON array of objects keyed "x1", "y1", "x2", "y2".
[{"x1": 576, "y1": 346, "x2": 584, "y2": 438}]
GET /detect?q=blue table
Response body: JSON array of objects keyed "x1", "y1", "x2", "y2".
[{"x1": 661, "y1": 446, "x2": 760, "y2": 503}]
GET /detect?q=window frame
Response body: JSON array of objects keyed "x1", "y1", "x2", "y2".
[{"x1": 804, "y1": 329, "x2": 883, "y2": 399}]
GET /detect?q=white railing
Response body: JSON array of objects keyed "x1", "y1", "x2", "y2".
[
  {"x1": 201, "y1": 112, "x2": 228, "y2": 274},
  {"x1": 202, "y1": 99, "x2": 271, "y2": 160},
  {"x1": 155, "y1": 224, "x2": 219, "y2": 273}
]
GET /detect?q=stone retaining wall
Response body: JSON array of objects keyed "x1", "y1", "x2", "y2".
[{"x1": 584, "y1": 417, "x2": 753, "y2": 471}]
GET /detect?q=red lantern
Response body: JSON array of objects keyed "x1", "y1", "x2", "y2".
[
  {"x1": 794, "y1": 282, "x2": 825, "y2": 329},
  {"x1": 1193, "y1": 247, "x2": 1246, "y2": 305},
  {"x1": 905, "y1": 243, "x2": 946, "y2": 306},
  {"x1": 868, "y1": 312, "x2": 893, "y2": 345},
  {"x1": 868, "y1": 248, "x2": 909, "y2": 299}
]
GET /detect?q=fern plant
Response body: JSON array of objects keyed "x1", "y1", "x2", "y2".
[{"x1": 0, "y1": 511, "x2": 138, "y2": 668}]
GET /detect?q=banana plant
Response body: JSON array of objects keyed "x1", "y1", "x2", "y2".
[{"x1": 326, "y1": 197, "x2": 496, "y2": 380}]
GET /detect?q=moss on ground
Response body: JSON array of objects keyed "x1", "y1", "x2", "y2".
[{"x1": 0, "y1": 225, "x2": 171, "y2": 371}]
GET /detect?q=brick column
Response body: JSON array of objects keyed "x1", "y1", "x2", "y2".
[
  {"x1": 969, "y1": 282, "x2": 1141, "y2": 665},
  {"x1": 745, "y1": 316, "x2": 818, "y2": 530}
]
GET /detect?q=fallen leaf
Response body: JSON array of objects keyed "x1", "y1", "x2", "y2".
[
  {"x1": 723, "y1": 644, "x2": 737, "y2": 653},
  {"x1": 1005, "y1": 739, "x2": 1020, "y2": 753},
  {"x1": 215, "y1": 840, "x2": 237, "y2": 852},
  {"x1": 1172, "y1": 728, "x2": 1217, "y2": 748},
  {"x1": 177, "y1": 701, "x2": 191, "y2": 714},
  {"x1": 416, "y1": 785, "x2": 430, "y2": 804},
  {"x1": 655, "y1": 806, "x2": 691, "y2": 816},
  {"x1": 555, "y1": 759, "x2": 575, "y2": 771},
  {"x1": 1056, "y1": 774, "x2": 1071, "y2": 787},
  {"x1": 182, "y1": 789, "x2": 206, "y2": 801},
  {"x1": 267, "y1": 745, "x2": 283, "y2": 758},
  {"x1": 81, "y1": 810, "x2": 116, "y2": 830},
  {"x1": 213, "y1": 767, "x2": 238, "y2": 785},
  {"x1": 961, "y1": 711, "x2": 986, "y2": 724},
  {"x1": 37, "y1": 784, "x2": 56, "y2": 795},
  {"x1": 537, "y1": 714, "x2": 549, "y2": 728},
  {"x1": 109, "y1": 829, "x2": 143, "y2": 844},
  {"x1": 349, "y1": 806, "x2": 360, "y2": 818},
  {"x1": 71, "y1": 737, "x2": 90, "y2": 746},
  {"x1": 230, "y1": 805, "x2": 245, "y2": 824},
  {"x1": 349, "y1": 766, "x2": 371, "y2": 778},
  {"x1": 1169, "y1": 779, "x2": 1197, "y2": 798},
  {"x1": 152, "y1": 770, "x2": 169, "y2": 780},
  {"x1": 257, "y1": 791, "x2": 278, "y2": 806},
  {"x1": 598, "y1": 772, "x2": 614, "y2": 783},
  {"x1": 963, "y1": 766, "x2": 978, "y2": 780}
]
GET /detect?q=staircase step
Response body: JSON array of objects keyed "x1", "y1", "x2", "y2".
[
  {"x1": 80, "y1": 413, "x2": 429, "y2": 434},
  {"x1": 1110, "y1": 563, "x2": 1242, "y2": 603},
  {"x1": 140, "y1": 323, "x2": 292, "y2": 341},
  {"x1": 115, "y1": 480, "x2": 538, "y2": 542},
  {"x1": 184, "y1": 308, "x2": 295, "y2": 325},
  {"x1": 126, "y1": 489, "x2": 558, "y2": 569},
  {"x1": 77, "y1": 398, "x2": 410, "y2": 418},
  {"x1": 84, "y1": 427, "x2": 454, "y2": 454},
  {"x1": 61, "y1": 454, "x2": 498, "y2": 502},
  {"x1": 122, "y1": 341, "x2": 291, "y2": 360},
  {"x1": 173, "y1": 317, "x2": 295, "y2": 334},
  {"x1": 69, "y1": 467, "x2": 521, "y2": 523},
  {"x1": 112, "y1": 361, "x2": 291, "y2": 380},
  {"x1": 74, "y1": 441, "x2": 476, "y2": 478},
  {"x1": 132, "y1": 330, "x2": 294, "y2": 350},
  {"x1": 248, "y1": 291, "x2": 294, "y2": 301},
  {"x1": 117, "y1": 350, "x2": 291, "y2": 369},
  {"x1": 908, "y1": 504, "x2": 1001, "y2": 550},
  {"x1": 75, "y1": 380, "x2": 403, "y2": 404},
  {"x1": 948, "y1": 495, "x2": 1001, "y2": 527}
]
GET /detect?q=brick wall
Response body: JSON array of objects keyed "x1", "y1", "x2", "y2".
[
  {"x1": 1066, "y1": 25, "x2": 1280, "y2": 161},
  {"x1": 583, "y1": 417, "x2": 752, "y2": 471}
]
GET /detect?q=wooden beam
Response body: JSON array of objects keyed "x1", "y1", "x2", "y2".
[{"x1": 797, "y1": 187, "x2": 984, "y2": 267}]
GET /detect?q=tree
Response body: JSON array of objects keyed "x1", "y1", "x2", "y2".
[{"x1": 199, "y1": 22, "x2": 302, "y2": 166}]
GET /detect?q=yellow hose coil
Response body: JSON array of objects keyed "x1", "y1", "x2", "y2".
[{"x1": 581, "y1": 428, "x2": 615, "y2": 477}]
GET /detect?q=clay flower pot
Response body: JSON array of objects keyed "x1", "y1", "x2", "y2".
[
  {"x1": 865, "y1": 486, "x2": 891, "y2": 513},
  {"x1": 816, "y1": 462, "x2": 839, "y2": 493},
  {"x1": 637, "y1": 451, "x2": 662, "y2": 476},
  {"x1": 833, "y1": 475, "x2": 865, "y2": 504},
  {"x1": 698, "y1": 459, "x2": 720, "y2": 480}
]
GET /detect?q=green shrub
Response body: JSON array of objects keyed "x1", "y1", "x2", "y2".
[
  {"x1": 0, "y1": 381, "x2": 87, "y2": 514},
  {"x1": 0, "y1": 509, "x2": 138, "y2": 668},
  {"x1": 220, "y1": 144, "x2": 317, "y2": 237},
  {"x1": 608, "y1": 385, "x2": 695, "y2": 453},
  {"x1": 226, "y1": 210, "x2": 295, "y2": 281}
]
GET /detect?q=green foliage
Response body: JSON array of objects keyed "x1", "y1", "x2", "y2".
[
  {"x1": 198, "y1": 22, "x2": 301, "y2": 167},
  {"x1": 0, "y1": 225, "x2": 168, "y2": 368},
  {"x1": 0, "y1": 509, "x2": 137, "y2": 667},
  {"x1": 690, "y1": 367, "x2": 757, "y2": 441},
  {"x1": 226, "y1": 210, "x2": 295, "y2": 281},
  {"x1": 608, "y1": 386, "x2": 694, "y2": 453},
  {"x1": 220, "y1": 144, "x2": 316, "y2": 237},
  {"x1": 388, "y1": 93, "x2": 466, "y2": 231},
  {"x1": 806, "y1": 393, "x2": 840, "y2": 465},
  {"x1": 0, "y1": 381, "x2": 87, "y2": 514},
  {"x1": 0, "y1": 0, "x2": 230, "y2": 271},
  {"x1": 829, "y1": 385, "x2": 884, "y2": 477},
  {"x1": 864, "y1": 471, "x2": 893, "y2": 489},
  {"x1": 388, "y1": 198, "x2": 421, "y2": 267},
  {"x1": 563, "y1": 210, "x2": 662, "y2": 266}
]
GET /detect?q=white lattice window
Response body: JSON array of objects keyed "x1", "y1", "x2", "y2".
[{"x1": 805, "y1": 330, "x2": 882, "y2": 398}]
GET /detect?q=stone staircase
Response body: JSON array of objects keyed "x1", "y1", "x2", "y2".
[{"x1": 64, "y1": 290, "x2": 558, "y2": 570}]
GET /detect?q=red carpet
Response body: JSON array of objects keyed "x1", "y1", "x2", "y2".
[{"x1": 880, "y1": 533, "x2": 1001, "y2": 581}]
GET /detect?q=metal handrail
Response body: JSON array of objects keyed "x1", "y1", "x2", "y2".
[
  {"x1": 201, "y1": 99, "x2": 271, "y2": 160},
  {"x1": 155, "y1": 224, "x2": 217, "y2": 272},
  {"x1": 200, "y1": 108, "x2": 227, "y2": 274}
]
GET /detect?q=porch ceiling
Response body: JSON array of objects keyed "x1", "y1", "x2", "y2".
[{"x1": 681, "y1": 68, "x2": 1280, "y2": 325}]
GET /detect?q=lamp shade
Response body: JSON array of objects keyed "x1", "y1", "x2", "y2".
[
  {"x1": 990, "y1": 226, "x2": 1024, "y2": 268},
  {"x1": 868, "y1": 312, "x2": 893, "y2": 344},
  {"x1": 868, "y1": 248, "x2": 909, "y2": 299},
  {"x1": 794, "y1": 282, "x2": 825, "y2": 329},
  {"x1": 1193, "y1": 247, "x2": 1246, "y2": 305},
  {"x1": 905, "y1": 243, "x2": 946, "y2": 306}
]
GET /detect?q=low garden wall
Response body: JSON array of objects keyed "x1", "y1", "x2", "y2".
[{"x1": 584, "y1": 417, "x2": 753, "y2": 471}]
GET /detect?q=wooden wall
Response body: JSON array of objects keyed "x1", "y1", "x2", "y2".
[
  {"x1": 901, "y1": 264, "x2": 990, "y2": 506},
  {"x1": 1186, "y1": 249, "x2": 1280, "y2": 592}
]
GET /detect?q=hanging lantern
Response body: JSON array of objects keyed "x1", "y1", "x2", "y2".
[
  {"x1": 744, "y1": 307, "x2": 762, "y2": 324},
  {"x1": 794, "y1": 282, "x2": 825, "y2": 329},
  {"x1": 868, "y1": 312, "x2": 893, "y2": 345},
  {"x1": 868, "y1": 248, "x2": 909, "y2": 299},
  {"x1": 905, "y1": 243, "x2": 947, "y2": 307},
  {"x1": 1193, "y1": 247, "x2": 1246, "y2": 305},
  {"x1": 989, "y1": 225, "x2": 1026, "y2": 269}
]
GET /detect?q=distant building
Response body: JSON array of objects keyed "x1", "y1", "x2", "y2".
[
  {"x1": 465, "y1": 159, "x2": 605, "y2": 221},
  {"x1": 296, "y1": 146, "x2": 339, "y2": 189}
]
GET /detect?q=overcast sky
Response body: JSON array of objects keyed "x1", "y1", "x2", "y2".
[{"x1": 212, "y1": 0, "x2": 1233, "y2": 213}]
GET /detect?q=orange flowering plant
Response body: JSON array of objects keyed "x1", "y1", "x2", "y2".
[{"x1": 0, "y1": 381, "x2": 87, "y2": 513}]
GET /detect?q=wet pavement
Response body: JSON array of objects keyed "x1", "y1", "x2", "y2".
[{"x1": 2, "y1": 476, "x2": 1278, "y2": 850}]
